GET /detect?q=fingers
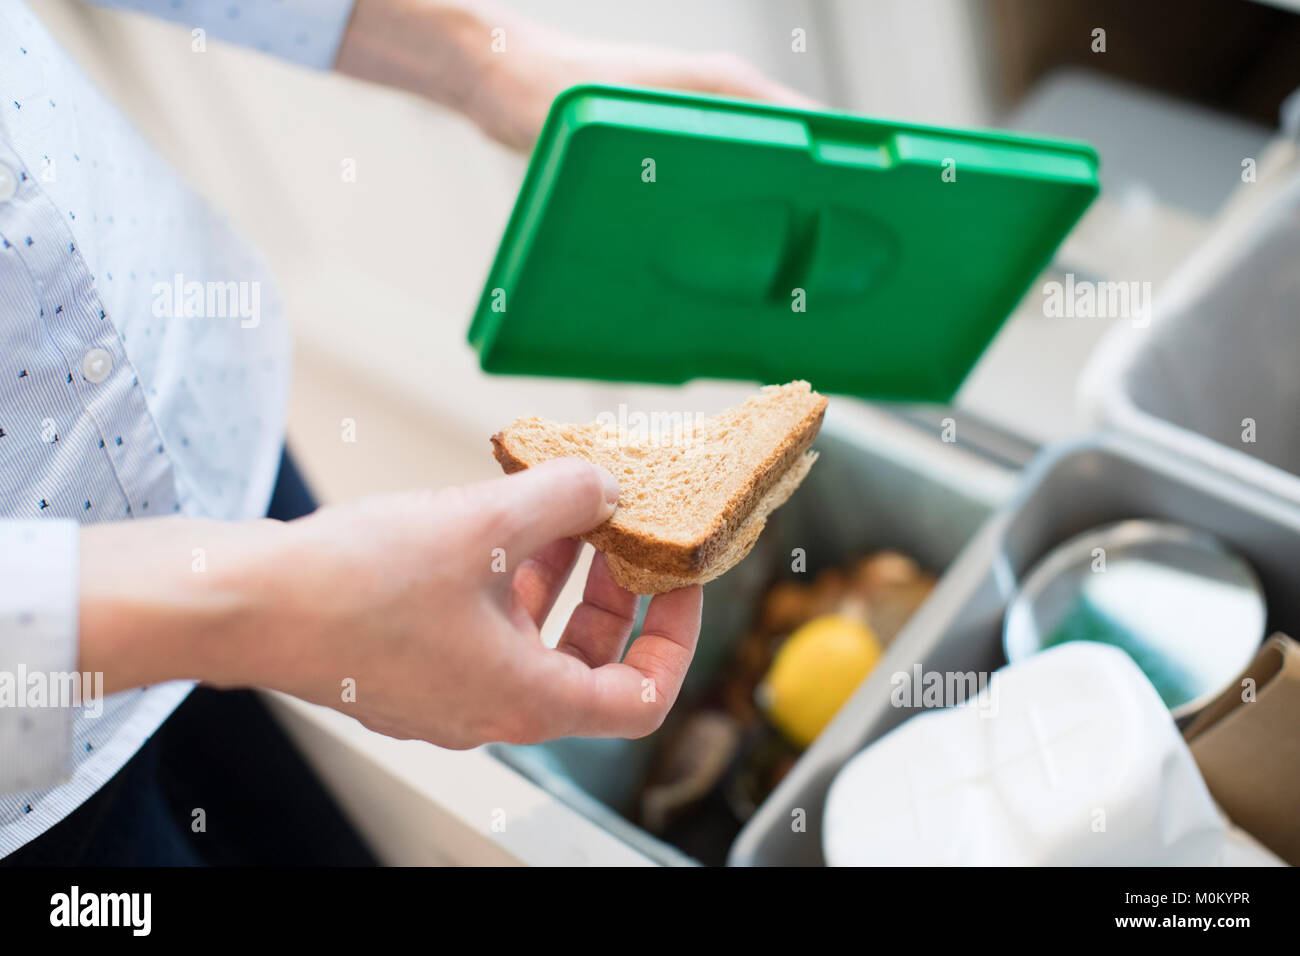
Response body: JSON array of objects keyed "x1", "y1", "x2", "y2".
[
  {"x1": 554, "y1": 552, "x2": 640, "y2": 666},
  {"x1": 720, "y1": 72, "x2": 819, "y2": 109},
  {"x1": 471, "y1": 458, "x2": 619, "y2": 572},
  {"x1": 511, "y1": 537, "x2": 584, "y2": 628},
  {"x1": 618, "y1": 583, "x2": 703, "y2": 718},
  {"x1": 753, "y1": 81, "x2": 820, "y2": 110},
  {"x1": 691, "y1": 52, "x2": 821, "y2": 109},
  {"x1": 544, "y1": 584, "x2": 703, "y2": 740}
]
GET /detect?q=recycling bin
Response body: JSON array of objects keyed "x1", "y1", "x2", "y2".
[
  {"x1": 730, "y1": 429, "x2": 1300, "y2": 864},
  {"x1": 488, "y1": 402, "x2": 1015, "y2": 865},
  {"x1": 1081, "y1": 153, "x2": 1300, "y2": 505}
]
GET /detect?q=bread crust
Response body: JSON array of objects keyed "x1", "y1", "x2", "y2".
[
  {"x1": 600, "y1": 449, "x2": 817, "y2": 593},
  {"x1": 490, "y1": 384, "x2": 827, "y2": 584}
]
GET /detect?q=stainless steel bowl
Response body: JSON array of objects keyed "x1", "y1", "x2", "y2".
[{"x1": 1003, "y1": 520, "x2": 1266, "y2": 720}]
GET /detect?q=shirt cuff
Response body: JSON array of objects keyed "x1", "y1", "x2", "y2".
[
  {"x1": 0, "y1": 521, "x2": 79, "y2": 795},
  {"x1": 86, "y1": 1, "x2": 359, "y2": 70}
]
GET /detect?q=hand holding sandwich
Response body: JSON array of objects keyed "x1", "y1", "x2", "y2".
[{"x1": 79, "y1": 459, "x2": 702, "y2": 748}]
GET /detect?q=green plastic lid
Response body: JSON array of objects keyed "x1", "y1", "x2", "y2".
[{"x1": 469, "y1": 85, "x2": 1099, "y2": 401}]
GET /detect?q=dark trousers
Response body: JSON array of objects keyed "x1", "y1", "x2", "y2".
[{"x1": 1, "y1": 450, "x2": 378, "y2": 866}]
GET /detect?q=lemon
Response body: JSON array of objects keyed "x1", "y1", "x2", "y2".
[{"x1": 759, "y1": 614, "x2": 882, "y2": 749}]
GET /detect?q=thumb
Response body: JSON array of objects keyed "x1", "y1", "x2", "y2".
[{"x1": 475, "y1": 458, "x2": 620, "y2": 565}]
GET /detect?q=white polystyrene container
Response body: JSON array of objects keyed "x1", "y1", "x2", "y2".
[{"x1": 822, "y1": 642, "x2": 1226, "y2": 866}]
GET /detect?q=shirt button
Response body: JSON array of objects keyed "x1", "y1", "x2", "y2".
[
  {"x1": 0, "y1": 163, "x2": 16, "y2": 203},
  {"x1": 82, "y1": 348, "x2": 113, "y2": 383}
]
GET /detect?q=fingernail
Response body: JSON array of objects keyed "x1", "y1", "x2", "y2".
[{"x1": 595, "y1": 465, "x2": 620, "y2": 505}]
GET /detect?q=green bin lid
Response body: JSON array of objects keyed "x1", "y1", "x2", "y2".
[{"x1": 469, "y1": 85, "x2": 1099, "y2": 401}]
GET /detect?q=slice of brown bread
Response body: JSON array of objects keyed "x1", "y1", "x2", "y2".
[{"x1": 491, "y1": 381, "x2": 827, "y2": 594}]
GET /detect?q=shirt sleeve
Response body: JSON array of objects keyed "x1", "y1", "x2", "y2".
[
  {"x1": 0, "y1": 520, "x2": 79, "y2": 796},
  {"x1": 83, "y1": 0, "x2": 358, "y2": 70}
]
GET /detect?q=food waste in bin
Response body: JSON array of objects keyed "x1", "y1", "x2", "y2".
[{"x1": 638, "y1": 550, "x2": 935, "y2": 834}]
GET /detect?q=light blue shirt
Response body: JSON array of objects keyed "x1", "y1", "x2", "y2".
[{"x1": 0, "y1": 0, "x2": 355, "y2": 856}]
